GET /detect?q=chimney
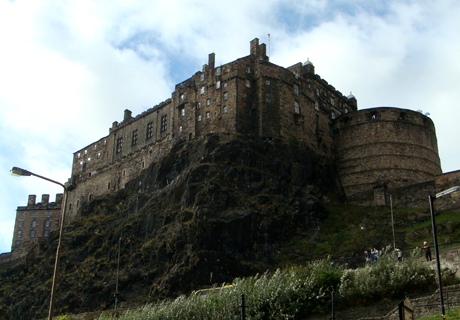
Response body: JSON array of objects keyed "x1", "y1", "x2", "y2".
[
  {"x1": 28, "y1": 195, "x2": 36, "y2": 207},
  {"x1": 56, "y1": 193, "x2": 64, "y2": 205},
  {"x1": 41, "y1": 194, "x2": 50, "y2": 205},
  {"x1": 124, "y1": 109, "x2": 132, "y2": 122},
  {"x1": 250, "y1": 38, "x2": 259, "y2": 56},
  {"x1": 208, "y1": 53, "x2": 215, "y2": 70}
]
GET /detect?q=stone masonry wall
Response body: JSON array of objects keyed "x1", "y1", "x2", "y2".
[
  {"x1": 11, "y1": 194, "x2": 62, "y2": 252},
  {"x1": 334, "y1": 107, "x2": 442, "y2": 205}
]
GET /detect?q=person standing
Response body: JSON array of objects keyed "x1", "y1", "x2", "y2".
[
  {"x1": 423, "y1": 241, "x2": 432, "y2": 261},
  {"x1": 395, "y1": 248, "x2": 402, "y2": 261}
]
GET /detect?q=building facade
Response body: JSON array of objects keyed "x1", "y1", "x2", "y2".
[
  {"x1": 65, "y1": 38, "x2": 358, "y2": 219},
  {"x1": 11, "y1": 194, "x2": 63, "y2": 252}
]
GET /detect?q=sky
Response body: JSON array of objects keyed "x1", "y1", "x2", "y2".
[{"x1": 1, "y1": 0, "x2": 459, "y2": 254}]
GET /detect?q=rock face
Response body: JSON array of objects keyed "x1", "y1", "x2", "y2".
[{"x1": 0, "y1": 135, "x2": 344, "y2": 319}]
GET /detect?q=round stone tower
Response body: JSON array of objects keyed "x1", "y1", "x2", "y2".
[{"x1": 333, "y1": 107, "x2": 442, "y2": 205}]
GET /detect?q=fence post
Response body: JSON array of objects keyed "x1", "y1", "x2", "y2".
[
  {"x1": 330, "y1": 291, "x2": 335, "y2": 320},
  {"x1": 240, "y1": 294, "x2": 246, "y2": 320}
]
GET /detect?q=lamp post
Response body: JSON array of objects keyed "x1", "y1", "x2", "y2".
[
  {"x1": 11, "y1": 166, "x2": 71, "y2": 320},
  {"x1": 429, "y1": 185, "x2": 460, "y2": 319}
]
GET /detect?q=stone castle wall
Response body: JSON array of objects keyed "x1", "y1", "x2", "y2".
[
  {"x1": 64, "y1": 38, "x2": 357, "y2": 219},
  {"x1": 334, "y1": 107, "x2": 442, "y2": 205}
]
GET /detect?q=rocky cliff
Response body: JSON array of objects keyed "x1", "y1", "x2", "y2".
[{"x1": 0, "y1": 134, "x2": 346, "y2": 319}]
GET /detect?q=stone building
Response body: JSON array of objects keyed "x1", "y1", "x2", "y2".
[
  {"x1": 10, "y1": 194, "x2": 63, "y2": 252},
  {"x1": 7, "y1": 38, "x2": 460, "y2": 254},
  {"x1": 65, "y1": 38, "x2": 358, "y2": 220}
]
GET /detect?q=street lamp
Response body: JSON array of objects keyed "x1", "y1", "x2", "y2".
[
  {"x1": 429, "y1": 185, "x2": 460, "y2": 319},
  {"x1": 11, "y1": 166, "x2": 71, "y2": 320}
]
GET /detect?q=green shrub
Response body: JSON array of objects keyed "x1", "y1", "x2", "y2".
[{"x1": 97, "y1": 253, "x2": 436, "y2": 320}]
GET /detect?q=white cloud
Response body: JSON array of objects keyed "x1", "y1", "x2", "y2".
[{"x1": 0, "y1": 0, "x2": 459, "y2": 253}]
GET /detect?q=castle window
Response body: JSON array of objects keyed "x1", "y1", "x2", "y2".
[
  {"x1": 245, "y1": 80, "x2": 251, "y2": 88},
  {"x1": 294, "y1": 101, "x2": 300, "y2": 114},
  {"x1": 330, "y1": 98, "x2": 335, "y2": 106},
  {"x1": 315, "y1": 101, "x2": 320, "y2": 110},
  {"x1": 294, "y1": 84, "x2": 299, "y2": 96},
  {"x1": 223, "y1": 105, "x2": 227, "y2": 113},
  {"x1": 30, "y1": 230, "x2": 35, "y2": 238},
  {"x1": 344, "y1": 108, "x2": 348, "y2": 114},
  {"x1": 47, "y1": 211, "x2": 51, "y2": 217},
  {"x1": 77, "y1": 153, "x2": 81, "y2": 159},
  {"x1": 180, "y1": 93, "x2": 185, "y2": 102},
  {"x1": 316, "y1": 88, "x2": 320, "y2": 96},
  {"x1": 331, "y1": 111, "x2": 336, "y2": 119},
  {"x1": 33, "y1": 212, "x2": 38, "y2": 218},
  {"x1": 206, "y1": 98, "x2": 211, "y2": 106},
  {"x1": 18, "y1": 221, "x2": 23, "y2": 228},
  {"x1": 44, "y1": 230, "x2": 49, "y2": 237},
  {"x1": 179, "y1": 126, "x2": 183, "y2": 132},
  {"x1": 16, "y1": 240, "x2": 20, "y2": 246},
  {"x1": 116, "y1": 137, "x2": 123, "y2": 154},
  {"x1": 200, "y1": 73, "x2": 205, "y2": 81},
  {"x1": 160, "y1": 115, "x2": 167, "y2": 132},
  {"x1": 265, "y1": 92, "x2": 272, "y2": 103},
  {"x1": 198, "y1": 114, "x2": 202, "y2": 122},
  {"x1": 399, "y1": 112, "x2": 407, "y2": 120},
  {"x1": 17, "y1": 231, "x2": 21, "y2": 238},
  {"x1": 196, "y1": 102, "x2": 201, "y2": 109},
  {"x1": 223, "y1": 92, "x2": 229, "y2": 101},
  {"x1": 206, "y1": 111, "x2": 210, "y2": 119},
  {"x1": 94, "y1": 144, "x2": 97, "y2": 150},
  {"x1": 87, "y1": 157, "x2": 91, "y2": 162},
  {"x1": 246, "y1": 66, "x2": 251, "y2": 73},
  {"x1": 80, "y1": 161, "x2": 84, "y2": 166},
  {"x1": 32, "y1": 220, "x2": 36, "y2": 228},
  {"x1": 216, "y1": 81, "x2": 221, "y2": 89},
  {"x1": 180, "y1": 106, "x2": 185, "y2": 117},
  {"x1": 84, "y1": 150, "x2": 87, "y2": 155},
  {"x1": 266, "y1": 80, "x2": 270, "y2": 85},
  {"x1": 97, "y1": 152, "x2": 101, "y2": 159},
  {"x1": 200, "y1": 86, "x2": 205, "y2": 95},
  {"x1": 132, "y1": 129, "x2": 138, "y2": 146},
  {"x1": 45, "y1": 220, "x2": 50, "y2": 228},
  {"x1": 108, "y1": 182, "x2": 111, "y2": 190},
  {"x1": 19, "y1": 212, "x2": 24, "y2": 219},
  {"x1": 146, "y1": 122, "x2": 154, "y2": 138},
  {"x1": 224, "y1": 82, "x2": 228, "y2": 88},
  {"x1": 104, "y1": 140, "x2": 107, "y2": 145},
  {"x1": 216, "y1": 67, "x2": 221, "y2": 76}
]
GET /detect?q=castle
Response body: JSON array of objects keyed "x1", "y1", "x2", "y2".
[{"x1": 8, "y1": 38, "x2": 460, "y2": 255}]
